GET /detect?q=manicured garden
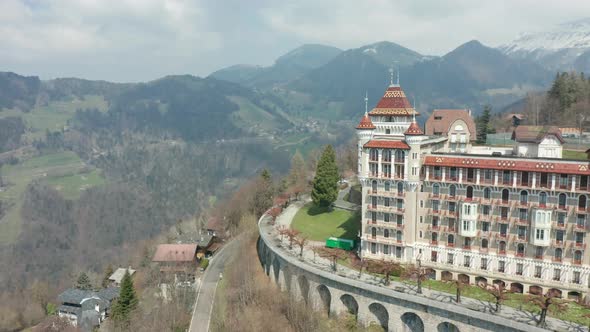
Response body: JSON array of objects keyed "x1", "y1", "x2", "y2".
[{"x1": 291, "y1": 203, "x2": 360, "y2": 242}]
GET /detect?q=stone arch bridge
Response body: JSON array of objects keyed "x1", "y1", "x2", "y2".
[{"x1": 257, "y1": 215, "x2": 544, "y2": 332}]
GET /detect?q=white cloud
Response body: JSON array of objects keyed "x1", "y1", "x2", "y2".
[{"x1": 0, "y1": 0, "x2": 589, "y2": 81}]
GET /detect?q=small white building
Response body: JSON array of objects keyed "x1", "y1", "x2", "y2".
[
  {"x1": 511, "y1": 125, "x2": 564, "y2": 158},
  {"x1": 108, "y1": 267, "x2": 136, "y2": 286}
]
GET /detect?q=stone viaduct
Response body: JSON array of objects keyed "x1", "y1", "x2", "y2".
[{"x1": 257, "y1": 214, "x2": 546, "y2": 332}]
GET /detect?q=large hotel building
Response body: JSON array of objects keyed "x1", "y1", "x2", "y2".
[{"x1": 357, "y1": 81, "x2": 590, "y2": 299}]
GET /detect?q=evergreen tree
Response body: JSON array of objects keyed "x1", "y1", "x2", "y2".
[
  {"x1": 75, "y1": 272, "x2": 92, "y2": 290},
  {"x1": 476, "y1": 105, "x2": 492, "y2": 144},
  {"x1": 111, "y1": 270, "x2": 138, "y2": 325},
  {"x1": 251, "y1": 169, "x2": 274, "y2": 217},
  {"x1": 311, "y1": 145, "x2": 339, "y2": 207}
]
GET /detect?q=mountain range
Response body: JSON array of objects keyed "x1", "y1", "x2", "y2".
[{"x1": 500, "y1": 18, "x2": 590, "y2": 73}]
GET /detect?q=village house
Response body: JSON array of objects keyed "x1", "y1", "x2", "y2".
[
  {"x1": 152, "y1": 244, "x2": 198, "y2": 282},
  {"x1": 108, "y1": 267, "x2": 136, "y2": 287},
  {"x1": 57, "y1": 287, "x2": 119, "y2": 331}
]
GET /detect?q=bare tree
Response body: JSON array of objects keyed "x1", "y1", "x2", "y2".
[
  {"x1": 401, "y1": 260, "x2": 429, "y2": 294},
  {"x1": 445, "y1": 279, "x2": 467, "y2": 303},
  {"x1": 367, "y1": 259, "x2": 401, "y2": 286},
  {"x1": 313, "y1": 247, "x2": 348, "y2": 272},
  {"x1": 479, "y1": 283, "x2": 511, "y2": 313},
  {"x1": 353, "y1": 257, "x2": 369, "y2": 279},
  {"x1": 294, "y1": 235, "x2": 308, "y2": 258},
  {"x1": 284, "y1": 229, "x2": 300, "y2": 250},
  {"x1": 526, "y1": 289, "x2": 568, "y2": 327},
  {"x1": 276, "y1": 225, "x2": 288, "y2": 244}
]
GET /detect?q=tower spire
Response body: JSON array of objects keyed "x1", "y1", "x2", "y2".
[
  {"x1": 412, "y1": 96, "x2": 416, "y2": 122},
  {"x1": 389, "y1": 67, "x2": 394, "y2": 86},
  {"x1": 364, "y1": 91, "x2": 368, "y2": 115}
]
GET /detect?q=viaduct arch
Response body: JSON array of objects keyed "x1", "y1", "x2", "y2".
[{"x1": 257, "y1": 215, "x2": 545, "y2": 332}]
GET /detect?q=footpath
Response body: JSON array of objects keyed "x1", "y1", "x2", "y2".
[{"x1": 272, "y1": 199, "x2": 585, "y2": 332}]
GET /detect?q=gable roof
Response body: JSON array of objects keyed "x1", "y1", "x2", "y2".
[
  {"x1": 425, "y1": 109, "x2": 476, "y2": 140},
  {"x1": 511, "y1": 125, "x2": 564, "y2": 144},
  {"x1": 108, "y1": 268, "x2": 136, "y2": 284},
  {"x1": 152, "y1": 244, "x2": 197, "y2": 262},
  {"x1": 368, "y1": 85, "x2": 418, "y2": 116}
]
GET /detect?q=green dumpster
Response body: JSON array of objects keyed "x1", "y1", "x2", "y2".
[{"x1": 325, "y1": 237, "x2": 354, "y2": 250}]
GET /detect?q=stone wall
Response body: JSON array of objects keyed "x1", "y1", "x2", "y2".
[{"x1": 257, "y1": 213, "x2": 546, "y2": 332}]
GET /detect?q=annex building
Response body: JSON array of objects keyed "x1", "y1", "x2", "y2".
[{"x1": 356, "y1": 80, "x2": 590, "y2": 299}]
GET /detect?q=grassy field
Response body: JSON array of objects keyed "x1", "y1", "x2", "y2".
[
  {"x1": 291, "y1": 203, "x2": 360, "y2": 241},
  {"x1": 0, "y1": 95, "x2": 108, "y2": 141},
  {"x1": 42, "y1": 169, "x2": 105, "y2": 200},
  {"x1": 563, "y1": 149, "x2": 587, "y2": 160},
  {"x1": 229, "y1": 96, "x2": 284, "y2": 132},
  {"x1": 0, "y1": 151, "x2": 105, "y2": 244}
]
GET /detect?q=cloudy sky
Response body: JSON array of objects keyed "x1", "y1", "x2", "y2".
[{"x1": 1, "y1": 0, "x2": 589, "y2": 82}]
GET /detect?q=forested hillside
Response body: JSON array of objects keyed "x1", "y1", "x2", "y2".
[{"x1": 0, "y1": 71, "x2": 351, "y2": 329}]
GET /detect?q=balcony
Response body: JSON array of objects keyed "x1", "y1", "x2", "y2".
[
  {"x1": 553, "y1": 240, "x2": 565, "y2": 247},
  {"x1": 430, "y1": 240, "x2": 439, "y2": 246},
  {"x1": 447, "y1": 242, "x2": 455, "y2": 248},
  {"x1": 516, "y1": 252, "x2": 525, "y2": 257},
  {"x1": 462, "y1": 245, "x2": 472, "y2": 250},
  {"x1": 575, "y1": 223, "x2": 586, "y2": 231},
  {"x1": 553, "y1": 222, "x2": 566, "y2": 230},
  {"x1": 573, "y1": 259, "x2": 582, "y2": 265},
  {"x1": 516, "y1": 236, "x2": 528, "y2": 243},
  {"x1": 498, "y1": 249, "x2": 507, "y2": 255},
  {"x1": 553, "y1": 257, "x2": 563, "y2": 263}
]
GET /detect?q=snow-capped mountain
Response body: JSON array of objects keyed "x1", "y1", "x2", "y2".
[{"x1": 499, "y1": 18, "x2": 590, "y2": 72}]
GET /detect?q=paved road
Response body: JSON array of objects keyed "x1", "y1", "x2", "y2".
[{"x1": 188, "y1": 238, "x2": 240, "y2": 332}]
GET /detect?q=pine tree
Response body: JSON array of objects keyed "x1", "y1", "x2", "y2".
[
  {"x1": 252, "y1": 169, "x2": 274, "y2": 217},
  {"x1": 311, "y1": 145, "x2": 339, "y2": 207},
  {"x1": 476, "y1": 105, "x2": 491, "y2": 144},
  {"x1": 75, "y1": 272, "x2": 92, "y2": 290},
  {"x1": 111, "y1": 270, "x2": 138, "y2": 325}
]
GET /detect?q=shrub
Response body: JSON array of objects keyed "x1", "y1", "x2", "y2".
[{"x1": 199, "y1": 258, "x2": 209, "y2": 270}]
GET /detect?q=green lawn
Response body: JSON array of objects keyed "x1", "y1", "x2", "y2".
[
  {"x1": 42, "y1": 169, "x2": 105, "y2": 200},
  {"x1": 291, "y1": 203, "x2": 360, "y2": 241},
  {"x1": 563, "y1": 149, "x2": 587, "y2": 160}
]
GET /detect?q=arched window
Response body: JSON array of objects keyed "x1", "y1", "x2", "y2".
[
  {"x1": 559, "y1": 193, "x2": 567, "y2": 208},
  {"x1": 502, "y1": 189, "x2": 510, "y2": 203},
  {"x1": 372, "y1": 180, "x2": 377, "y2": 193},
  {"x1": 539, "y1": 192, "x2": 548, "y2": 207},
  {"x1": 520, "y1": 191, "x2": 528, "y2": 204},
  {"x1": 370, "y1": 149, "x2": 378, "y2": 161},
  {"x1": 517, "y1": 244, "x2": 525, "y2": 256},
  {"x1": 447, "y1": 234, "x2": 454, "y2": 246},
  {"x1": 481, "y1": 239, "x2": 488, "y2": 249},
  {"x1": 433, "y1": 183, "x2": 440, "y2": 196},
  {"x1": 579, "y1": 195, "x2": 587, "y2": 210},
  {"x1": 432, "y1": 232, "x2": 438, "y2": 243},
  {"x1": 555, "y1": 248, "x2": 563, "y2": 261},
  {"x1": 466, "y1": 186, "x2": 474, "y2": 200},
  {"x1": 483, "y1": 187, "x2": 491, "y2": 200},
  {"x1": 395, "y1": 150, "x2": 405, "y2": 162},
  {"x1": 397, "y1": 182, "x2": 404, "y2": 195},
  {"x1": 574, "y1": 250, "x2": 582, "y2": 263},
  {"x1": 397, "y1": 231, "x2": 403, "y2": 241},
  {"x1": 499, "y1": 241, "x2": 506, "y2": 253},
  {"x1": 449, "y1": 185, "x2": 456, "y2": 197},
  {"x1": 384, "y1": 229, "x2": 389, "y2": 238},
  {"x1": 384, "y1": 181, "x2": 391, "y2": 192},
  {"x1": 383, "y1": 150, "x2": 391, "y2": 162},
  {"x1": 371, "y1": 227, "x2": 377, "y2": 238},
  {"x1": 464, "y1": 237, "x2": 471, "y2": 248}
]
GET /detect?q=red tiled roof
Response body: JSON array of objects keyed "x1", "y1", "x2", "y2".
[
  {"x1": 369, "y1": 85, "x2": 417, "y2": 116},
  {"x1": 405, "y1": 121, "x2": 424, "y2": 136},
  {"x1": 423, "y1": 156, "x2": 590, "y2": 175},
  {"x1": 425, "y1": 109, "x2": 476, "y2": 140},
  {"x1": 356, "y1": 113, "x2": 376, "y2": 129},
  {"x1": 512, "y1": 126, "x2": 564, "y2": 144},
  {"x1": 206, "y1": 216, "x2": 222, "y2": 231},
  {"x1": 364, "y1": 140, "x2": 410, "y2": 150},
  {"x1": 152, "y1": 244, "x2": 197, "y2": 262}
]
